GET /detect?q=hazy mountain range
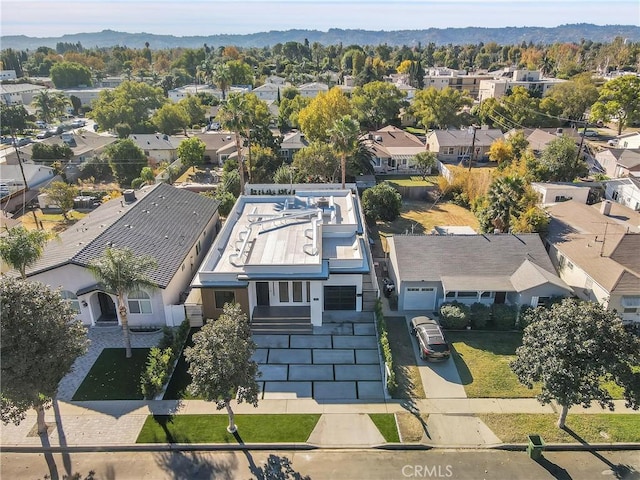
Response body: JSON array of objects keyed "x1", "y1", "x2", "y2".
[{"x1": 2, "y1": 24, "x2": 639, "y2": 50}]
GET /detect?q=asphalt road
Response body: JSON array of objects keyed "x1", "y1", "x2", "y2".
[{"x1": 2, "y1": 448, "x2": 639, "y2": 480}]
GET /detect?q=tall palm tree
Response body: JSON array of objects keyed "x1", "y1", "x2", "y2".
[
  {"x1": 485, "y1": 176, "x2": 526, "y2": 233},
  {"x1": 89, "y1": 247, "x2": 157, "y2": 358},
  {"x1": 31, "y1": 90, "x2": 70, "y2": 124},
  {"x1": 328, "y1": 115, "x2": 360, "y2": 189},
  {"x1": 213, "y1": 63, "x2": 231, "y2": 100},
  {"x1": 218, "y1": 93, "x2": 251, "y2": 194}
]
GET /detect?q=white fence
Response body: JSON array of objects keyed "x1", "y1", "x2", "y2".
[{"x1": 163, "y1": 304, "x2": 186, "y2": 327}]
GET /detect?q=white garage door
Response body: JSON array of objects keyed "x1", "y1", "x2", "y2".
[{"x1": 403, "y1": 286, "x2": 436, "y2": 310}]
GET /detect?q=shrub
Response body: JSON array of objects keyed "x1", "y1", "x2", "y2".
[
  {"x1": 491, "y1": 304, "x2": 518, "y2": 330},
  {"x1": 469, "y1": 302, "x2": 490, "y2": 329},
  {"x1": 375, "y1": 299, "x2": 397, "y2": 395},
  {"x1": 140, "y1": 347, "x2": 173, "y2": 399},
  {"x1": 439, "y1": 302, "x2": 470, "y2": 329},
  {"x1": 158, "y1": 326, "x2": 175, "y2": 350}
]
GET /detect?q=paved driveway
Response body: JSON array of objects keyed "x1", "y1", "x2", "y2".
[{"x1": 252, "y1": 313, "x2": 385, "y2": 401}]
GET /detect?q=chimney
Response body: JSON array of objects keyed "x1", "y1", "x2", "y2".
[{"x1": 600, "y1": 200, "x2": 612, "y2": 216}]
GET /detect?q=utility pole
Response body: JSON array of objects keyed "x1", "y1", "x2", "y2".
[
  {"x1": 9, "y1": 128, "x2": 41, "y2": 229},
  {"x1": 575, "y1": 120, "x2": 588, "y2": 173},
  {"x1": 468, "y1": 125, "x2": 479, "y2": 172}
]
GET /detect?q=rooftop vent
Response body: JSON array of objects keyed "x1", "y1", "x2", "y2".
[
  {"x1": 123, "y1": 189, "x2": 137, "y2": 204},
  {"x1": 317, "y1": 197, "x2": 329, "y2": 208},
  {"x1": 374, "y1": 135, "x2": 383, "y2": 142}
]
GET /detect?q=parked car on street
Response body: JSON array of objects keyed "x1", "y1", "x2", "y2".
[
  {"x1": 410, "y1": 316, "x2": 450, "y2": 361},
  {"x1": 580, "y1": 130, "x2": 599, "y2": 138}
]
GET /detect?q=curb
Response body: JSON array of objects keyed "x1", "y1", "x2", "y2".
[{"x1": 3, "y1": 442, "x2": 640, "y2": 454}]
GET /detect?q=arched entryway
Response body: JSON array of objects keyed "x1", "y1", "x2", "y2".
[{"x1": 96, "y1": 292, "x2": 117, "y2": 323}]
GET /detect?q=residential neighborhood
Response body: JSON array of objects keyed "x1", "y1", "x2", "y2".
[{"x1": 2, "y1": 17, "x2": 640, "y2": 480}]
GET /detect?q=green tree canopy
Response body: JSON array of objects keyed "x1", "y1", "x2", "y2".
[
  {"x1": 103, "y1": 138, "x2": 148, "y2": 187},
  {"x1": 362, "y1": 182, "x2": 402, "y2": 222},
  {"x1": 177, "y1": 136, "x2": 206, "y2": 171},
  {"x1": 540, "y1": 73, "x2": 599, "y2": 122},
  {"x1": 292, "y1": 142, "x2": 340, "y2": 183},
  {"x1": 350, "y1": 81, "x2": 406, "y2": 130},
  {"x1": 410, "y1": 87, "x2": 473, "y2": 129},
  {"x1": 30, "y1": 143, "x2": 74, "y2": 161},
  {"x1": 590, "y1": 75, "x2": 640, "y2": 135},
  {"x1": 151, "y1": 102, "x2": 190, "y2": 135},
  {"x1": 511, "y1": 298, "x2": 640, "y2": 428},
  {"x1": 88, "y1": 247, "x2": 157, "y2": 358},
  {"x1": 539, "y1": 135, "x2": 587, "y2": 182},
  {"x1": 42, "y1": 181, "x2": 78, "y2": 221},
  {"x1": 31, "y1": 90, "x2": 70, "y2": 125},
  {"x1": 0, "y1": 105, "x2": 29, "y2": 134},
  {"x1": 89, "y1": 80, "x2": 166, "y2": 132},
  {"x1": 413, "y1": 151, "x2": 437, "y2": 179},
  {"x1": 1, "y1": 278, "x2": 88, "y2": 434},
  {"x1": 50, "y1": 61, "x2": 92, "y2": 88},
  {"x1": 298, "y1": 87, "x2": 353, "y2": 142},
  {"x1": 0, "y1": 226, "x2": 51, "y2": 279},
  {"x1": 185, "y1": 303, "x2": 259, "y2": 433}
]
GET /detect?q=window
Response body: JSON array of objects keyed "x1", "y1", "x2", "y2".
[
  {"x1": 445, "y1": 147, "x2": 455, "y2": 155},
  {"x1": 457, "y1": 291, "x2": 477, "y2": 298},
  {"x1": 214, "y1": 290, "x2": 235, "y2": 308},
  {"x1": 279, "y1": 282, "x2": 289, "y2": 302},
  {"x1": 567, "y1": 261, "x2": 574, "y2": 270},
  {"x1": 480, "y1": 291, "x2": 494, "y2": 298},
  {"x1": 306, "y1": 282, "x2": 311, "y2": 301},
  {"x1": 196, "y1": 241, "x2": 201, "y2": 255},
  {"x1": 60, "y1": 290, "x2": 80, "y2": 314},
  {"x1": 128, "y1": 290, "x2": 152, "y2": 314},
  {"x1": 558, "y1": 254, "x2": 566, "y2": 268},
  {"x1": 445, "y1": 291, "x2": 455, "y2": 298},
  {"x1": 292, "y1": 282, "x2": 303, "y2": 302}
]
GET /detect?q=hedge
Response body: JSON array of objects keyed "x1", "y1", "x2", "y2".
[
  {"x1": 375, "y1": 299, "x2": 397, "y2": 395},
  {"x1": 439, "y1": 302, "x2": 470, "y2": 329}
]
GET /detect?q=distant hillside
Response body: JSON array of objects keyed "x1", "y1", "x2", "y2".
[{"x1": 2, "y1": 24, "x2": 640, "y2": 50}]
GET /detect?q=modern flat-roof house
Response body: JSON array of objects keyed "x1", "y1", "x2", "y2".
[
  {"x1": 191, "y1": 184, "x2": 376, "y2": 328},
  {"x1": 23, "y1": 183, "x2": 221, "y2": 328},
  {"x1": 545, "y1": 200, "x2": 640, "y2": 324},
  {"x1": 603, "y1": 177, "x2": 640, "y2": 211},
  {"x1": 387, "y1": 234, "x2": 570, "y2": 311},
  {"x1": 531, "y1": 182, "x2": 592, "y2": 205}
]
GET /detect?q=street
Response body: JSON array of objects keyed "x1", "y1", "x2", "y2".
[{"x1": 1, "y1": 448, "x2": 638, "y2": 480}]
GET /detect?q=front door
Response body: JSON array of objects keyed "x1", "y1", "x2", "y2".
[
  {"x1": 494, "y1": 291, "x2": 506, "y2": 304},
  {"x1": 97, "y1": 292, "x2": 117, "y2": 321},
  {"x1": 256, "y1": 282, "x2": 270, "y2": 306}
]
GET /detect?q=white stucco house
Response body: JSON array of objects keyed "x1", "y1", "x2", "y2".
[
  {"x1": 24, "y1": 183, "x2": 221, "y2": 328},
  {"x1": 190, "y1": 184, "x2": 377, "y2": 328},
  {"x1": 603, "y1": 177, "x2": 640, "y2": 211},
  {"x1": 531, "y1": 182, "x2": 592, "y2": 205}
]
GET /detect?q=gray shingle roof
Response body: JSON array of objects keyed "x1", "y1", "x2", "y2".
[
  {"x1": 26, "y1": 183, "x2": 219, "y2": 288},
  {"x1": 389, "y1": 233, "x2": 560, "y2": 284}
]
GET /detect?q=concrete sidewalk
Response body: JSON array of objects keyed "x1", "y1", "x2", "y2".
[{"x1": 1, "y1": 398, "x2": 638, "y2": 449}]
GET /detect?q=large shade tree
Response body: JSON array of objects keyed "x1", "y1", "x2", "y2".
[
  {"x1": 185, "y1": 303, "x2": 260, "y2": 433},
  {"x1": 350, "y1": 81, "x2": 406, "y2": 130},
  {"x1": 103, "y1": 138, "x2": 148, "y2": 187},
  {"x1": 511, "y1": 298, "x2": 640, "y2": 428},
  {"x1": 362, "y1": 182, "x2": 402, "y2": 222},
  {"x1": 88, "y1": 247, "x2": 157, "y2": 358},
  {"x1": 298, "y1": 87, "x2": 353, "y2": 142},
  {"x1": 1, "y1": 278, "x2": 88, "y2": 434},
  {"x1": 590, "y1": 74, "x2": 640, "y2": 135},
  {"x1": 410, "y1": 87, "x2": 473, "y2": 129},
  {"x1": 0, "y1": 226, "x2": 51, "y2": 279}
]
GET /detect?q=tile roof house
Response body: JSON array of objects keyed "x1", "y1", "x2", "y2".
[
  {"x1": 544, "y1": 200, "x2": 640, "y2": 323},
  {"x1": 24, "y1": 183, "x2": 221, "y2": 327},
  {"x1": 190, "y1": 184, "x2": 376, "y2": 328},
  {"x1": 363, "y1": 126, "x2": 425, "y2": 174},
  {"x1": 425, "y1": 128, "x2": 503, "y2": 163},
  {"x1": 387, "y1": 234, "x2": 570, "y2": 311}
]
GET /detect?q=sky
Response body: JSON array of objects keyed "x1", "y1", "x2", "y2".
[{"x1": 1, "y1": 0, "x2": 639, "y2": 38}]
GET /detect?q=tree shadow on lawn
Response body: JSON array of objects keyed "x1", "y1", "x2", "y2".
[{"x1": 449, "y1": 344, "x2": 473, "y2": 386}]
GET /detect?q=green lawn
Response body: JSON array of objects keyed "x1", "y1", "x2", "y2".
[
  {"x1": 137, "y1": 414, "x2": 321, "y2": 443},
  {"x1": 368, "y1": 414, "x2": 401, "y2": 442},
  {"x1": 447, "y1": 331, "x2": 540, "y2": 398},
  {"x1": 72, "y1": 348, "x2": 149, "y2": 401},
  {"x1": 479, "y1": 414, "x2": 640, "y2": 443}
]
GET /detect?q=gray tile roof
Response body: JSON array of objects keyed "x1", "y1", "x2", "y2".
[
  {"x1": 128, "y1": 133, "x2": 177, "y2": 151},
  {"x1": 389, "y1": 233, "x2": 560, "y2": 284},
  {"x1": 26, "y1": 183, "x2": 220, "y2": 288}
]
